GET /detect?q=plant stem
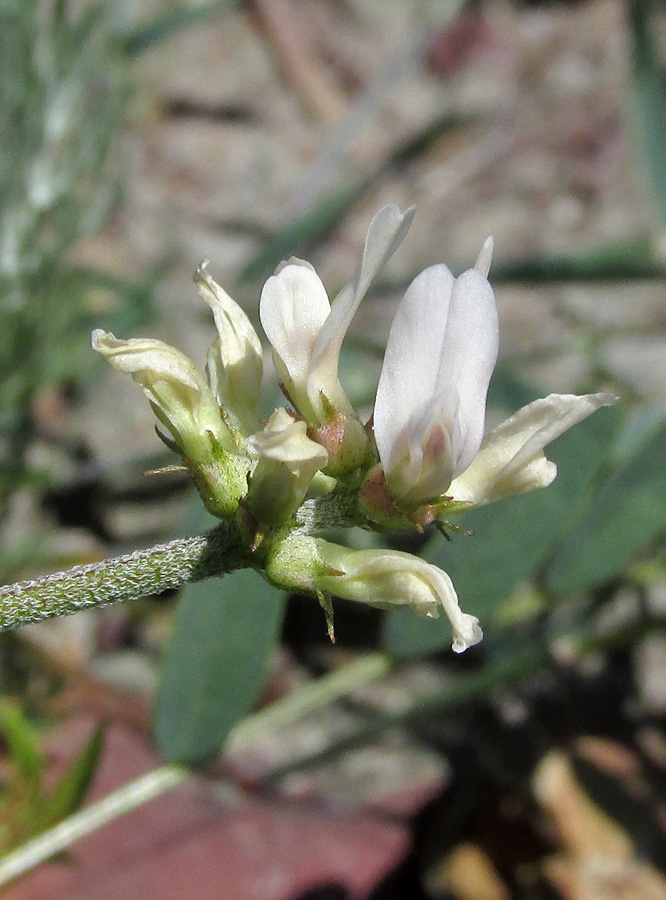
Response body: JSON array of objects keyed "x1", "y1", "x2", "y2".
[{"x1": 0, "y1": 525, "x2": 238, "y2": 631}]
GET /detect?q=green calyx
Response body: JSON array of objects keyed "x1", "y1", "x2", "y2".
[{"x1": 186, "y1": 447, "x2": 251, "y2": 520}]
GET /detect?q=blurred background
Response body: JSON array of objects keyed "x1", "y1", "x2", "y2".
[{"x1": 1, "y1": 0, "x2": 666, "y2": 897}]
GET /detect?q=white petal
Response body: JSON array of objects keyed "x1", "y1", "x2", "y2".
[
  {"x1": 247, "y1": 407, "x2": 327, "y2": 467},
  {"x1": 246, "y1": 408, "x2": 328, "y2": 525},
  {"x1": 315, "y1": 543, "x2": 482, "y2": 652},
  {"x1": 275, "y1": 256, "x2": 316, "y2": 276},
  {"x1": 195, "y1": 262, "x2": 262, "y2": 362},
  {"x1": 383, "y1": 387, "x2": 458, "y2": 503},
  {"x1": 310, "y1": 204, "x2": 415, "y2": 396},
  {"x1": 259, "y1": 263, "x2": 331, "y2": 409},
  {"x1": 374, "y1": 264, "x2": 456, "y2": 480},
  {"x1": 474, "y1": 236, "x2": 494, "y2": 277},
  {"x1": 92, "y1": 330, "x2": 201, "y2": 389},
  {"x1": 436, "y1": 268, "x2": 499, "y2": 476},
  {"x1": 196, "y1": 263, "x2": 263, "y2": 435},
  {"x1": 91, "y1": 329, "x2": 231, "y2": 459},
  {"x1": 450, "y1": 392, "x2": 618, "y2": 505},
  {"x1": 374, "y1": 263, "x2": 498, "y2": 497}
]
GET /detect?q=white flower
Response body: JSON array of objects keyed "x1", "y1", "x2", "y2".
[
  {"x1": 314, "y1": 542, "x2": 482, "y2": 653},
  {"x1": 260, "y1": 204, "x2": 415, "y2": 425},
  {"x1": 93, "y1": 266, "x2": 264, "y2": 461},
  {"x1": 373, "y1": 239, "x2": 499, "y2": 504},
  {"x1": 371, "y1": 237, "x2": 617, "y2": 512},
  {"x1": 246, "y1": 408, "x2": 328, "y2": 526}
]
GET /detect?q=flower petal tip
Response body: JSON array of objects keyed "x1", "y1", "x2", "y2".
[
  {"x1": 91, "y1": 328, "x2": 106, "y2": 348},
  {"x1": 474, "y1": 236, "x2": 494, "y2": 277},
  {"x1": 452, "y1": 615, "x2": 483, "y2": 653}
]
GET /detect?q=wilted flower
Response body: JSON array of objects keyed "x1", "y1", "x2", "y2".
[
  {"x1": 91, "y1": 330, "x2": 234, "y2": 463},
  {"x1": 196, "y1": 262, "x2": 264, "y2": 438}
]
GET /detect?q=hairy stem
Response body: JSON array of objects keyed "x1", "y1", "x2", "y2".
[{"x1": 0, "y1": 524, "x2": 239, "y2": 630}]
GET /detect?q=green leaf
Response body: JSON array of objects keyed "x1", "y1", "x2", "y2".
[
  {"x1": 40, "y1": 725, "x2": 105, "y2": 829},
  {"x1": 545, "y1": 410, "x2": 666, "y2": 595},
  {"x1": 373, "y1": 241, "x2": 666, "y2": 293},
  {"x1": 239, "y1": 185, "x2": 363, "y2": 286},
  {"x1": 626, "y1": 0, "x2": 666, "y2": 231},
  {"x1": 153, "y1": 569, "x2": 285, "y2": 765},
  {"x1": 382, "y1": 401, "x2": 622, "y2": 658},
  {"x1": 117, "y1": 0, "x2": 240, "y2": 57},
  {"x1": 489, "y1": 242, "x2": 666, "y2": 285},
  {"x1": 0, "y1": 701, "x2": 45, "y2": 792}
]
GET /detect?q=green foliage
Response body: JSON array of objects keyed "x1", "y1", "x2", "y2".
[
  {"x1": 38, "y1": 724, "x2": 104, "y2": 833},
  {"x1": 116, "y1": 0, "x2": 240, "y2": 57},
  {"x1": 0, "y1": 0, "x2": 127, "y2": 363},
  {"x1": 0, "y1": 0, "x2": 152, "y2": 513},
  {"x1": 546, "y1": 408, "x2": 666, "y2": 595},
  {"x1": 0, "y1": 701, "x2": 104, "y2": 853},
  {"x1": 154, "y1": 569, "x2": 285, "y2": 765},
  {"x1": 0, "y1": 702, "x2": 45, "y2": 794},
  {"x1": 626, "y1": 0, "x2": 666, "y2": 232}
]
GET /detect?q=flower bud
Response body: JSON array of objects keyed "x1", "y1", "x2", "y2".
[{"x1": 246, "y1": 408, "x2": 328, "y2": 527}]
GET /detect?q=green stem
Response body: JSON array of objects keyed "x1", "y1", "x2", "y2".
[
  {"x1": 0, "y1": 525, "x2": 238, "y2": 631},
  {"x1": 263, "y1": 645, "x2": 545, "y2": 783}
]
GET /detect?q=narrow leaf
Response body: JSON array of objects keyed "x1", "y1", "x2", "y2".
[
  {"x1": 546, "y1": 410, "x2": 666, "y2": 595},
  {"x1": 0, "y1": 701, "x2": 45, "y2": 791},
  {"x1": 118, "y1": 0, "x2": 239, "y2": 57},
  {"x1": 626, "y1": 0, "x2": 666, "y2": 231},
  {"x1": 40, "y1": 725, "x2": 105, "y2": 829}
]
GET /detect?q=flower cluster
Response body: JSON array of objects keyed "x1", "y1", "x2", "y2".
[{"x1": 93, "y1": 205, "x2": 616, "y2": 652}]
